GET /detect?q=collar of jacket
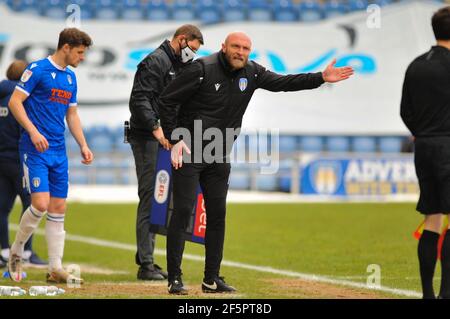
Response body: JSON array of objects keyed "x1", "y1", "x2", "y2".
[
  {"x1": 432, "y1": 45, "x2": 450, "y2": 56},
  {"x1": 218, "y1": 51, "x2": 244, "y2": 76},
  {"x1": 160, "y1": 40, "x2": 182, "y2": 67}
]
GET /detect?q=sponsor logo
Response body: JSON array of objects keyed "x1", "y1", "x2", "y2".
[
  {"x1": 21, "y1": 70, "x2": 33, "y2": 83},
  {"x1": 202, "y1": 281, "x2": 217, "y2": 290},
  {"x1": 310, "y1": 160, "x2": 342, "y2": 195},
  {"x1": 154, "y1": 170, "x2": 170, "y2": 204},
  {"x1": 215, "y1": 83, "x2": 221, "y2": 91},
  {"x1": 193, "y1": 193, "x2": 207, "y2": 237},
  {"x1": 50, "y1": 88, "x2": 72, "y2": 105},
  {"x1": 239, "y1": 78, "x2": 248, "y2": 92},
  {"x1": 0, "y1": 107, "x2": 8, "y2": 117},
  {"x1": 32, "y1": 177, "x2": 41, "y2": 188}
]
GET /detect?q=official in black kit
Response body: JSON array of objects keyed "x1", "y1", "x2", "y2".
[
  {"x1": 159, "y1": 32, "x2": 354, "y2": 294},
  {"x1": 400, "y1": 6, "x2": 450, "y2": 299},
  {"x1": 128, "y1": 24, "x2": 203, "y2": 281}
]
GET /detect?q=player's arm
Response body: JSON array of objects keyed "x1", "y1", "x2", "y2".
[
  {"x1": 400, "y1": 69, "x2": 416, "y2": 135},
  {"x1": 255, "y1": 59, "x2": 354, "y2": 92},
  {"x1": 66, "y1": 106, "x2": 94, "y2": 165},
  {"x1": 8, "y1": 89, "x2": 49, "y2": 153}
]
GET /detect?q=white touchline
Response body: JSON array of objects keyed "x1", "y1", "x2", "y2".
[{"x1": 11, "y1": 224, "x2": 421, "y2": 298}]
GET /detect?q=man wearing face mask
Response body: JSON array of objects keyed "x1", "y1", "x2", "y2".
[
  {"x1": 128, "y1": 24, "x2": 204, "y2": 281},
  {"x1": 159, "y1": 32, "x2": 354, "y2": 294}
]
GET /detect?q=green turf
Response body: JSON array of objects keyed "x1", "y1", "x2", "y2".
[{"x1": 3, "y1": 202, "x2": 431, "y2": 298}]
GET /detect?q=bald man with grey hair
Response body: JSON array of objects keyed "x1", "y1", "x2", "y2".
[{"x1": 160, "y1": 31, "x2": 354, "y2": 295}]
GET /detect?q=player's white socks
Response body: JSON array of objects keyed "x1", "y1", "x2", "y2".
[
  {"x1": 45, "y1": 213, "x2": 65, "y2": 271},
  {"x1": 1, "y1": 248, "x2": 9, "y2": 260},
  {"x1": 10, "y1": 206, "x2": 46, "y2": 257}
]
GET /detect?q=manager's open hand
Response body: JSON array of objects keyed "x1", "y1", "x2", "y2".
[
  {"x1": 322, "y1": 58, "x2": 354, "y2": 83},
  {"x1": 171, "y1": 140, "x2": 191, "y2": 170}
]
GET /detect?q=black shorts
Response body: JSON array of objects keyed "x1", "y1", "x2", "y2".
[{"x1": 415, "y1": 136, "x2": 450, "y2": 215}]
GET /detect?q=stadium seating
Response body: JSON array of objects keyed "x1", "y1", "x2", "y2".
[
  {"x1": 171, "y1": 0, "x2": 196, "y2": 21},
  {"x1": 323, "y1": 0, "x2": 348, "y2": 18},
  {"x1": 300, "y1": 136, "x2": 324, "y2": 152},
  {"x1": 121, "y1": 0, "x2": 144, "y2": 21},
  {"x1": 325, "y1": 136, "x2": 350, "y2": 152},
  {"x1": 223, "y1": 0, "x2": 246, "y2": 22},
  {"x1": 351, "y1": 136, "x2": 377, "y2": 153},
  {"x1": 298, "y1": 0, "x2": 323, "y2": 22},
  {"x1": 348, "y1": 0, "x2": 369, "y2": 11},
  {"x1": 197, "y1": 0, "x2": 221, "y2": 24},
  {"x1": 146, "y1": 0, "x2": 170, "y2": 21},
  {"x1": 379, "y1": 136, "x2": 403, "y2": 153},
  {"x1": 42, "y1": 0, "x2": 66, "y2": 19},
  {"x1": 248, "y1": 0, "x2": 272, "y2": 22},
  {"x1": 278, "y1": 135, "x2": 299, "y2": 153},
  {"x1": 95, "y1": 0, "x2": 119, "y2": 20},
  {"x1": 273, "y1": 0, "x2": 298, "y2": 22},
  {"x1": 69, "y1": 0, "x2": 96, "y2": 20}
]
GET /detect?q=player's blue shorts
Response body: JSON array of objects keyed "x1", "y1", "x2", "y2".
[{"x1": 20, "y1": 149, "x2": 69, "y2": 198}]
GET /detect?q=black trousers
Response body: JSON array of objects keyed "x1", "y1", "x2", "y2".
[
  {"x1": 167, "y1": 162, "x2": 231, "y2": 280},
  {"x1": 130, "y1": 137, "x2": 159, "y2": 266},
  {"x1": 0, "y1": 161, "x2": 32, "y2": 250}
]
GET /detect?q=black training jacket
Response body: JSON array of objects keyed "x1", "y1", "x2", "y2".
[
  {"x1": 400, "y1": 46, "x2": 450, "y2": 137},
  {"x1": 128, "y1": 40, "x2": 183, "y2": 140},
  {"x1": 159, "y1": 51, "x2": 324, "y2": 150}
]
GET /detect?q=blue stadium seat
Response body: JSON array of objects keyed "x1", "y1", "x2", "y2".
[
  {"x1": 65, "y1": 133, "x2": 80, "y2": 153},
  {"x1": 273, "y1": 0, "x2": 298, "y2": 22},
  {"x1": 197, "y1": 0, "x2": 221, "y2": 24},
  {"x1": 92, "y1": 157, "x2": 116, "y2": 184},
  {"x1": 323, "y1": 0, "x2": 348, "y2": 19},
  {"x1": 300, "y1": 136, "x2": 324, "y2": 152},
  {"x1": 256, "y1": 174, "x2": 278, "y2": 191},
  {"x1": 326, "y1": 136, "x2": 350, "y2": 152},
  {"x1": 42, "y1": 0, "x2": 66, "y2": 19},
  {"x1": 352, "y1": 136, "x2": 377, "y2": 153},
  {"x1": 69, "y1": 0, "x2": 96, "y2": 20},
  {"x1": 248, "y1": 0, "x2": 272, "y2": 22},
  {"x1": 69, "y1": 170, "x2": 89, "y2": 184},
  {"x1": 113, "y1": 126, "x2": 131, "y2": 153},
  {"x1": 146, "y1": 0, "x2": 170, "y2": 21},
  {"x1": 298, "y1": 0, "x2": 323, "y2": 22},
  {"x1": 87, "y1": 126, "x2": 114, "y2": 153},
  {"x1": 229, "y1": 170, "x2": 250, "y2": 190},
  {"x1": 95, "y1": 0, "x2": 119, "y2": 20},
  {"x1": 278, "y1": 135, "x2": 299, "y2": 153},
  {"x1": 278, "y1": 159, "x2": 296, "y2": 192},
  {"x1": 379, "y1": 137, "x2": 402, "y2": 153},
  {"x1": 11, "y1": 0, "x2": 41, "y2": 15},
  {"x1": 121, "y1": 0, "x2": 143, "y2": 20},
  {"x1": 172, "y1": 0, "x2": 195, "y2": 21},
  {"x1": 373, "y1": 0, "x2": 393, "y2": 6},
  {"x1": 348, "y1": 0, "x2": 368, "y2": 12},
  {"x1": 223, "y1": 0, "x2": 246, "y2": 22}
]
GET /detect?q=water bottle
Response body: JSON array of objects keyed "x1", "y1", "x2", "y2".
[
  {"x1": 0, "y1": 286, "x2": 26, "y2": 296},
  {"x1": 29, "y1": 286, "x2": 65, "y2": 296},
  {"x1": 124, "y1": 120, "x2": 130, "y2": 143}
]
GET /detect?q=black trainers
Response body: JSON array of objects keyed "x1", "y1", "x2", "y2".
[
  {"x1": 202, "y1": 276, "x2": 236, "y2": 293},
  {"x1": 24, "y1": 252, "x2": 47, "y2": 266},
  {"x1": 153, "y1": 264, "x2": 168, "y2": 279},
  {"x1": 168, "y1": 277, "x2": 188, "y2": 295},
  {"x1": 137, "y1": 264, "x2": 165, "y2": 281}
]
